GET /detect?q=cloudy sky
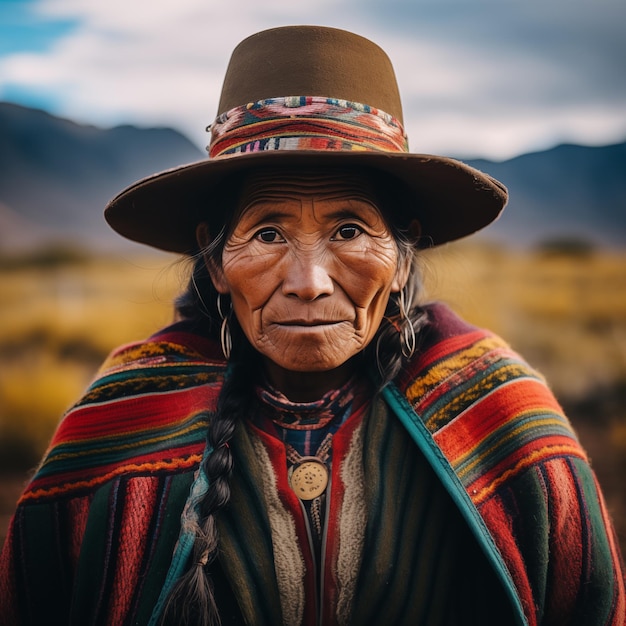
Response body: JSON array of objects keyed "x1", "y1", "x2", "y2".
[{"x1": 1, "y1": 0, "x2": 624, "y2": 160}]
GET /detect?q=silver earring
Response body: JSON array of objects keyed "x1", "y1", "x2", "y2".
[
  {"x1": 398, "y1": 288, "x2": 416, "y2": 359},
  {"x1": 217, "y1": 294, "x2": 232, "y2": 360}
]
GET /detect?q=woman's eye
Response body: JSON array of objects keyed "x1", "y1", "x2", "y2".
[
  {"x1": 255, "y1": 228, "x2": 284, "y2": 243},
  {"x1": 333, "y1": 224, "x2": 362, "y2": 240}
]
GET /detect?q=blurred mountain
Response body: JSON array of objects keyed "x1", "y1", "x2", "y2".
[
  {"x1": 466, "y1": 143, "x2": 626, "y2": 248},
  {"x1": 0, "y1": 101, "x2": 624, "y2": 252},
  {"x1": 0, "y1": 101, "x2": 203, "y2": 252}
]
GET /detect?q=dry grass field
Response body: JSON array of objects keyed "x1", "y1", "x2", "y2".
[{"x1": 1, "y1": 242, "x2": 625, "y2": 557}]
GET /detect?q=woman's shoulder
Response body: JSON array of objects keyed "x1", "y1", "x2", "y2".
[
  {"x1": 398, "y1": 302, "x2": 563, "y2": 426},
  {"x1": 98, "y1": 319, "x2": 226, "y2": 376},
  {"x1": 63, "y1": 320, "x2": 226, "y2": 418},
  {"x1": 397, "y1": 301, "x2": 516, "y2": 390},
  {"x1": 394, "y1": 303, "x2": 587, "y2": 494},
  {"x1": 20, "y1": 322, "x2": 226, "y2": 504}
]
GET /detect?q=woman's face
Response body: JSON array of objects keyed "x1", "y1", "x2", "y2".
[{"x1": 203, "y1": 170, "x2": 408, "y2": 396}]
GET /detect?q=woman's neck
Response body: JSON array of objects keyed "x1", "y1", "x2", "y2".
[{"x1": 262, "y1": 359, "x2": 356, "y2": 402}]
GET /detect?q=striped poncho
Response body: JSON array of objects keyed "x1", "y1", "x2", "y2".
[{"x1": 0, "y1": 303, "x2": 624, "y2": 625}]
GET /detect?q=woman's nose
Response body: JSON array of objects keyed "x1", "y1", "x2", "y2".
[{"x1": 282, "y1": 254, "x2": 334, "y2": 301}]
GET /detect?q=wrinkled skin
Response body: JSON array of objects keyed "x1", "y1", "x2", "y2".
[{"x1": 200, "y1": 171, "x2": 409, "y2": 401}]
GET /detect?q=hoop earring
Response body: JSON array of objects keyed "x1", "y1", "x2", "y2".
[
  {"x1": 217, "y1": 294, "x2": 232, "y2": 360},
  {"x1": 398, "y1": 288, "x2": 416, "y2": 359}
]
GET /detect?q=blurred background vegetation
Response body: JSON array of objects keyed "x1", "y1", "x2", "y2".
[{"x1": 1, "y1": 238, "x2": 625, "y2": 557}]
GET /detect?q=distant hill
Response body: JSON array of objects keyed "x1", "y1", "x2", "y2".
[
  {"x1": 0, "y1": 101, "x2": 624, "y2": 252},
  {"x1": 0, "y1": 102, "x2": 203, "y2": 252},
  {"x1": 466, "y1": 143, "x2": 626, "y2": 248}
]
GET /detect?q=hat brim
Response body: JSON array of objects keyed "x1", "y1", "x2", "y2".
[{"x1": 104, "y1": 150, "x2": 507, "y2": 253}]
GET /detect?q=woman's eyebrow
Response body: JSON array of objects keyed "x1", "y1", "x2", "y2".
[
  {"x1": 238, "y1": 197, "x2": 381, "y2": 224},
  {"x1": 324, "y1": 205, "x2": 379, "y2": 218},
  {"x1": 237, "y1": 205, "x2": 297, "y2": 226}
]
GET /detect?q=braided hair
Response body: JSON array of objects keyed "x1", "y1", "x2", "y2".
[{"x1": 161, "y1": 170, "x2": 429, "y2": 625}]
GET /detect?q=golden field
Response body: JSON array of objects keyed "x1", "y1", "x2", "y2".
[{"x1": 1, "y1": 242, "x2": 625, "y2": 556}]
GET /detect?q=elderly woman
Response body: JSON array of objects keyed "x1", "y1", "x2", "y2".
[{"x1": 1, "y1": 25, "x2": 624, "y2": 626}]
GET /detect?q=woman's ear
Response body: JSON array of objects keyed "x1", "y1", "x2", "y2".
[
  {"x1": 407, "y1": 219, "x2": 422, "y2": 242},
  {"x1": 196, "y1": 223, "x2": 230, "y2": 294}
]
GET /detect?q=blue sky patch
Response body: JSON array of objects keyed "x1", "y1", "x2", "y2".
[{"x1": 0, "y1": 0, "x2": 79, "y2": 56}]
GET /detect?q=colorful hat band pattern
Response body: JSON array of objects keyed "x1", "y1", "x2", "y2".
[{"x1": 208, "y1": 96, "x2": 409, "y2": 158}]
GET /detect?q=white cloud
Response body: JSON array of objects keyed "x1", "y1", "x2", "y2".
[
  {"x1": 1, "y1": 0, "x2": 624, "y2": 160},
  {"x1": 1, "y1": 0, "x2": 354, "y2": 145}
]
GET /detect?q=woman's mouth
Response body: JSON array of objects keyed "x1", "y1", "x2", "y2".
[{"x1": 278, "y1": 319, "x2": 343, "y2": 326}]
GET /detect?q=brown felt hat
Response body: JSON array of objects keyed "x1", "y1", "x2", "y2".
[{"x1": 104, "y1": 25, "x2": 508, "y2": 253}]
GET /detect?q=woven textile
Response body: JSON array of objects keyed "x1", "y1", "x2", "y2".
[
  {"x1": 209, "y1": 97, "x2": 409, "y2": 158},
  {"x1": 0, "y1": 303, "x2": 624, "y2": 625}
]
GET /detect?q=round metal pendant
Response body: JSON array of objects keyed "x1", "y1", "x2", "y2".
[{"x1": 289, "y1": 458, "x2": 329, "y2": 501}]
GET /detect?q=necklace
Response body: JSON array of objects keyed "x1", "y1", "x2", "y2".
[
  {"x1": 288, "y1": 457, "x2": 329, "y2": 500},
  {"x1": 286, "y1": 447, "x2": 330, "y2": 542},
  {"x1": 285, "y1": 431, "x2": 333, "y2": 501}
]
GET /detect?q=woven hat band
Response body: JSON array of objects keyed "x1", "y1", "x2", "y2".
[{"x1": 208, "y1": 96, "x2": 409, "y2": 158}]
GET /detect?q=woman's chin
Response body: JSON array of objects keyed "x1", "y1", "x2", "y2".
[
  {"x1": 258, "y1": 324, "x2": 365, "y2": 367},
  {"x1": 257, "y1": 334, "x2": 361, "y2": 374}
]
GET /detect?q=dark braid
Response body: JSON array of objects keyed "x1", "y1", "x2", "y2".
[{"x1": 160, "y1": 333, "x2": 258, "y2": 626}]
